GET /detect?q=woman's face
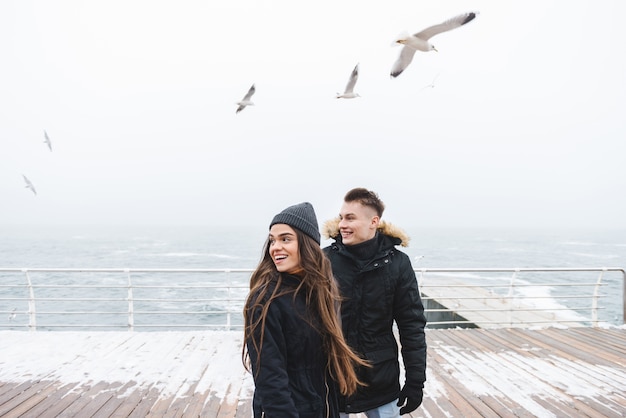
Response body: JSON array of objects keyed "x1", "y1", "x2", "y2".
[{"x1": 268, "y1": 224, "x2": 301, "y2": 274}]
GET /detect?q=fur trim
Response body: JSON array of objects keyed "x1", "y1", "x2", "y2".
[{"x1": 322, "y1": 218, "x2": 410, "y2": 247}]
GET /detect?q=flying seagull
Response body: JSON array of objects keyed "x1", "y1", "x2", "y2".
[
  {"x1": 421, "y1": 73, "x2": 441, "y2": 90},
  {"x1": 391, "y1": 11, "x2": 478, "y2": 78},
  {"x1": 336, "y1": 63, "x2": 360, "y2": 99},
  {"x1": 22, "y1": 175, "x2": 37, "y2": 195},
  {"x1": 236, "y1": 84, "x2": 256, "y2": 114},
  {"x1": 43, "y1": 130, "x2": 52, "y2": 151}
]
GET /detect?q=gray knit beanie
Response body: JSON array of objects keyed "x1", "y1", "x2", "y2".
[{"x1": 270, "y1": 202, "x2": 321, "y2": 244}]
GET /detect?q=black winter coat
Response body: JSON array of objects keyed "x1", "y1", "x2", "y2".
[
  {"x1": 246, "y1": 274, "x2": 340, "y2": 418},
  {"x1": 322, "y1": 220, "x2": 427, "y2": 413}
]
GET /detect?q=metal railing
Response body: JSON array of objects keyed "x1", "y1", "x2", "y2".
[
  {"x1": 0, "y1": 267, "x2": 624, "y2": 331},
  {"x1": 0, "y1": 268, "x2": 251, "y2": 331},
  {"x1": 416, "y1": 267, "x2": 625, "y2": 328}
]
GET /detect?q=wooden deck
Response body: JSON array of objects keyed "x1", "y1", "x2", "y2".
[{"x1": 1, "y1": 328, "x2": 625, "y2": 417}]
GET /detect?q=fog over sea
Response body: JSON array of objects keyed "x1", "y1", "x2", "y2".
[{"x1": 1, "y1": 225, "x2": 624, "y2": 325}]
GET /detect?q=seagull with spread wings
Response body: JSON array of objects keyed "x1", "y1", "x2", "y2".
[
  {"x1": 336, "y1": 63, "x2": 360, "y2": 99},
  {"x1": 44, "y1": 130, "x2": 52, "y2": 151},
  {"x1": 22, "y1": 175, "x2": 37, "y2": 195},
  {"x1": 236, "y1": 84, "x2": 256, "y2": 114},
  {"x1": 391, "y1": 12, "x2": 478, "y2": 78}
]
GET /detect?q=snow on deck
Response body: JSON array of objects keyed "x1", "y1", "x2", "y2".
[{"x1": 0, "y1": 328, "x2": 625, "y2": 417}]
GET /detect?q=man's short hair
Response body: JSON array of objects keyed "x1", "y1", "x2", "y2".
[{"x1": 344, "y1": 188, "x2": 385, "y2": 217}]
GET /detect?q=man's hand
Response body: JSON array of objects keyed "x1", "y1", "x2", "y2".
[{"x1": 397, "y1": 386, "x2": 423, "y2": 415}]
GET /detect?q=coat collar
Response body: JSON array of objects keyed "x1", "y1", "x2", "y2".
[{"x1": 322, "y1": 217, "x2": 410, "y2": 247}]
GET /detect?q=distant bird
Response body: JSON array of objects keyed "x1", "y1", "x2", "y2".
[
  {"x1": 8, "y1": 308, "x2": 16, "y2": 321},
  {"x1": 236, "y1": 84, "x2": 256, "y2": 114},
  {"x1": 390, "y1": 11, "x2": 478, "y2": 78},
  {"x1": 22, "y1": 174, "x2": 37, "y2": 195},
  {"x1": 336, "y1": 63, "x2": 360, "y2": 99},
  {"x1": 421, "y1": 73, "x2": 441, "y2": 90},
  {"x1": 43, "y1": 130, "x2": 52, "y2": 151}
]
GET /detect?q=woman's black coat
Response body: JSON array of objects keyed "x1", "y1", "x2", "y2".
[{"x1": 246, "y1": 274, "x2": 339, "y2": 418}]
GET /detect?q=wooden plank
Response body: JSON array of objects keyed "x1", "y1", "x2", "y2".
[
  {"x1": 437, "y1": 329, "x2": 537, "y2": 418},
  {"x1": 233, "y1": 393, "x2": 253, "y2": 418},
  {"x1": 56, "y1": 381, "x2": 112, "y2": 418},
  {"x1": 232, "y1": 376, "x2": 254, "y2": 418},
  {"x1": 424, "y1": 357, "x2": 494, "y2": 417},
  {"x1": 513, "y1": 328, "x2": 621, "y2": 374},
  {"x1": 216, "y1": 384, "x2": 238, "y2": 418},
  {"x1": 149, "y1": 393, "x2": 184, "y2": 417},
  {"x1": 1, "y1": 329, "x2": 625, "y2": 417},
  {"x1": 128, "y1": 386, "x2": 162, "y2": 417},
  {"x1": 444, "y1": 328, "x2": 625, "y2": 418},
  {"x1": 199, "y1": 392, "x2": 222, "y2": 418},
  {"x1": 21, "y1": 382, "x2": 84, "y2": 418},
  {"x1": 91, "y1": 381, "x2": 143, "y2": 418},
  {"x1": 422, "y1": 331, "x2": 501, "y2": 417},
  {"x1": 0, "y1": 380, "x2": 45, "y2": 416},
  {"x1": 487, "y1": 327, "x2": 626, "y2": 416},
  {"x1": 0, "y1": 380, "x2": 58, "y2": 417},
  {"x1": 0, "y1": 381, "x2": 15, "y2": 398},
  {"x1": 541, "y1": 328, "x2": 625, "y2": 365},
  {"x1": 494, "y1": 328, "x2": 624, "y2": 417},
  {"x1": 599, "y1": 328, "x2": 626, "y2": 354},
  {"x1": 108, "y1": 383, "x2": 149, "y2": 418},
  {"x1": 178, "y1": 389, "x2": 211, "y2": 418},
  {"x1": 427, "y1": 329, "x2": 535, "y2": 418},
  {"x1": 77, "y1": 382, "x2": 123, "y2": 417},
  {"x1": 147, "y1": 333, "x2": 213, "y2": 417}
]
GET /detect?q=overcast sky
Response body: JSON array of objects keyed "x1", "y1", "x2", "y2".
[{"x1": 2, "y1": 0, "x2": 625, "y2": 229}]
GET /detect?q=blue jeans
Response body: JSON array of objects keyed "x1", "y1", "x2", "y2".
[{"x1": 340, "y1": 400, "x2": 400, "y2": 418}]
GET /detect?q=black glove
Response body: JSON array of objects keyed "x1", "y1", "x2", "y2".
[{"x1": 397, "y1": 386, "x2": 423, "y2": 415}]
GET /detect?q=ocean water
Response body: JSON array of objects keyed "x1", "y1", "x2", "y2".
[{"x1": 0, "y1": 225, "x2": 624, "y2": 326}]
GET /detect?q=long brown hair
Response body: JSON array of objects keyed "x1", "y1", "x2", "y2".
[{"x1": 242, "y1": 227, "x2": 369, "y2": 396}]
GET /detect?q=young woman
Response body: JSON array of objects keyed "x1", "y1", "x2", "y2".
[{"x1": 243, "y1": 202, "x2": 368, "y2": 418}]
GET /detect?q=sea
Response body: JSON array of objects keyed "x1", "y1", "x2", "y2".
[{"x1": 0, "y1": 225, "x2": 624, "y2": 326}]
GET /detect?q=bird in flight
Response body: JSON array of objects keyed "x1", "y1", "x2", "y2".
[
  {"x1": 43, "y1": 130, "x2": 52, "y2": 151},
  {"x1": 391, "y1": 12, "x2": 478, "y2": 78},
  {"x1": 336, "y1": 63, "x2": 360, "y2": 99},
  {"x1": 421, "y1": 73, "x2": 441, "y2": 90},
  {"x1": 22, "y1": 175, "x2": 37, "y2": 195},
  {"x1": 236, "y1": 84, "x2": 256, "y2": 114}
]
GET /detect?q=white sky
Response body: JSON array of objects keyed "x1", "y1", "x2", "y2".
[{"x1": 2, "y1": 0, "x2": 625, "y2": 229}]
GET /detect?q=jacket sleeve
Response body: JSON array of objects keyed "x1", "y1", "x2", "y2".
[
  {"x1": 393, "y1": 254, "x2": 427, "y2": 391},
  {"x1": 247, "y1": 300, "x2": 298, "y2": 417}
]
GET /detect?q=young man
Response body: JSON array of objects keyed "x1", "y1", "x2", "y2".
[{"x1": 323, "y1": 188, "x2": 427, "y2": 417}]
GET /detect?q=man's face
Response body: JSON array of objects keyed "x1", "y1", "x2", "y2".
[{"x1": 338, "y1": 201, "x2": 379, "y2": 246}]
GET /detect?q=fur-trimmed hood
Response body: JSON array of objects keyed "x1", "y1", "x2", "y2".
[{"x1": 322, "y1": 217, "x2": 410, "y2": 247}]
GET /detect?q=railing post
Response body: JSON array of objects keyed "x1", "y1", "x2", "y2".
[
  {"x1": 23, "y1": 269, "x2": 37, "y2": 331},
  {"x1": 126, "y1": 269, "x2": 134, "y2": 331},
  {"x1": 622, "y1": 269, "x2": 626, "y2": 326},
  {"x1": 591, "y1": 269, "x2": 605, "y2": 327},
  {"x1": 507, "y1": 270, "x2": 519, "y2": 328},
  {"x1": 225, "y1": 269, "x2": 232, "y2": 331}
]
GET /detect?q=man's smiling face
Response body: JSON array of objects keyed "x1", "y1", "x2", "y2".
[{"x1": 338, "y1": 201, "x2": 379, "y2": 246}]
